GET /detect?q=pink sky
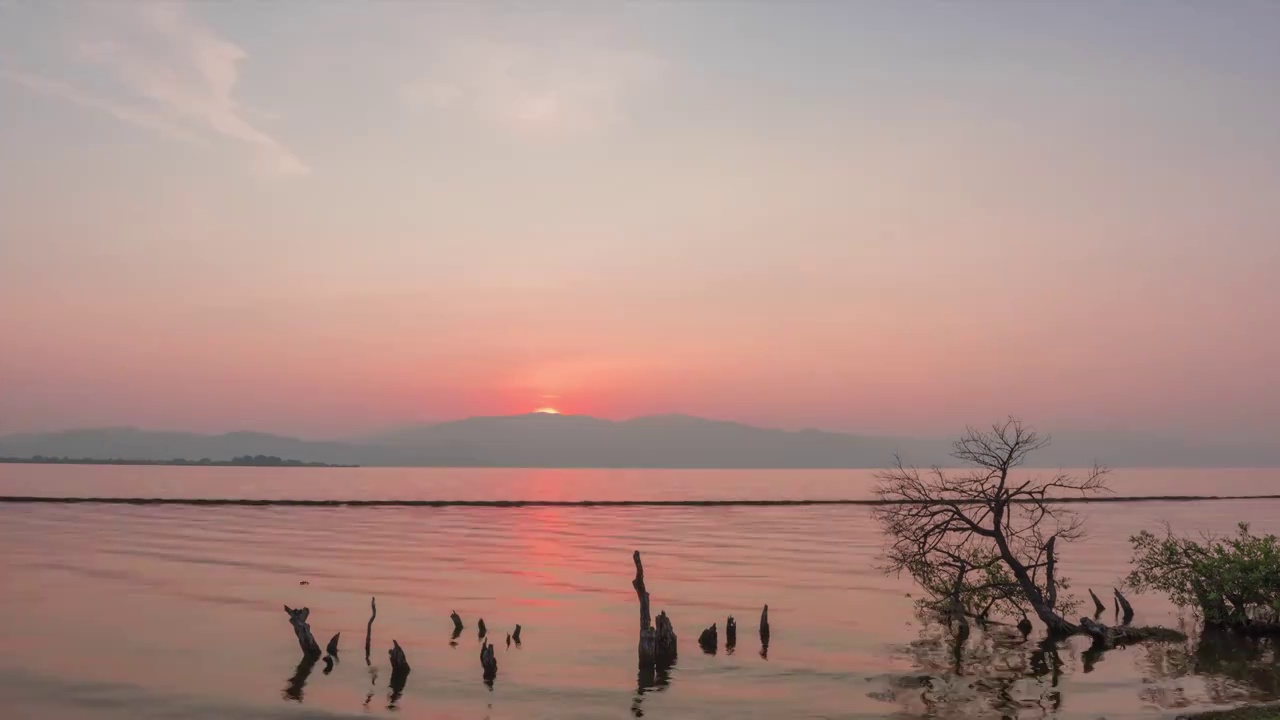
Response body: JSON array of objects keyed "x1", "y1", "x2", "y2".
[{"x1": 1, "y1": 3, "x2": 1278, "y2": 440}]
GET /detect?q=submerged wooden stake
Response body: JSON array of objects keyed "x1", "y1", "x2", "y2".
[{"x1": 284, "y1": 606, "x2": 322, "y2": 658}]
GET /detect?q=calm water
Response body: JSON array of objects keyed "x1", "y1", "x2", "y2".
[{"x1": 1, "y1": 466, "x2": 1279, "y2": 719}]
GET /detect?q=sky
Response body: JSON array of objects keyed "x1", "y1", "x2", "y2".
[{"x1": 1, "y1": 1, "x2": 1278, "y2": 441}]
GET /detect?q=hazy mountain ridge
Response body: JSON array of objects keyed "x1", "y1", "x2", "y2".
[{"x1": 1, "y1": 415, "x2": 1277, "y2": 468}]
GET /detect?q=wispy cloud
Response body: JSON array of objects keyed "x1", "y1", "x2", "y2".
[
  {"x1": 402, "y1": 36, "x2": 663, "y2": 137},
  {"x1": 3, "y1": 2, "x2": 307, "y2": 176}
]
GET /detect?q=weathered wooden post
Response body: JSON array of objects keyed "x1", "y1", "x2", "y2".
[
  {"x1": 632, "y1": 551, "x2": 677, "y2": 666},
  {"x1": 284, "y1": 606, "x2": 322, "y2": 658},
  {"x1": 725, "y1": 616, "x2": 737, "y2": 650}
]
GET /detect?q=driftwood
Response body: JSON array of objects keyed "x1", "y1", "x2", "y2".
[
  {"x1": 365, "y1": 597, "x2": 376, "y2": 665},
  {"x1": 480, "y1": 640, "x2": 498, "y2": 682},
  {"x1": 1089, "y1": 589, "x2": 1106, "y2": 616},
  {"x1": 1079, "y1": 617, "x2": 1186, "y2": 649},
  {"x1": 1114, "y1": 588, "x2": 1135, "y2": 624},
  {"x1": 698, "y1": 623, "x2": 718, "y2": 654},
  {"x1": 726, "y1": 616, "x2": 737, "y2": 650},
  {"x1": 512, "y1": 624, "x2": 522, "y2": 645},
  {"x1": 451, "y1": 610, "x2": 464, "y2": 633},
  {"x1": 478, "y1": 618, "x2": 487, "y2": 640},
  {"x1": 633, "y1": 551, "x2": 677, "y2": 665},
  {"x1": 284, "y1": 606, "x2": 322, "y2": 658}
]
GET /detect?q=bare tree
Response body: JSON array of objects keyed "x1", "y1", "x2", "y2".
[{"x1": 873, "y1": 418, "x2": 1109, "y2": 636}]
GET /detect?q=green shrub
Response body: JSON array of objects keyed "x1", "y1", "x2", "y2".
[{"x1": 1128, "y1": 523, "x2": 1280, "y2": 629}]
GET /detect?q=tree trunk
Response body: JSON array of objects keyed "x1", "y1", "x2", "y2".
[{"x1": 284, "y1": 606, "x2": 322, "y2": 658}]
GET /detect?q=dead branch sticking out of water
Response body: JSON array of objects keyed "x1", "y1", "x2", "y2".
[
  {"x1": 1079, "y1": 617, "x2": 1186, "y2": 649},
  {"x1": 760, "y1": 604, "x2": 771, "y2": 647},
  {"x1": 726, "y1": 616, "x2": 737, "y2": 651},
  {"x1": 450, "y1": 610, "x2": 463, "y2": 633},
  {"x1": 1114, "y1": 588, "x2": 1135, "y2": 624},
  {"x1": 284, "y1": 606, "x2": 322, "y2": 658},
  {"x1": 633, "y1": 551, "x2": 677, "y2": 666},
  {"x1": 1089, "y1": 589, "x2": 1106, "y2": 616},
  {"x1": 698, "y1": 623, "x2": 718, "y2": 654},
  {"x1": 365, "y1": 597, "x2": 376, "y2": 665},
  {"x1": 326, "y1": 633, "x2": 340, "y2": 659}
]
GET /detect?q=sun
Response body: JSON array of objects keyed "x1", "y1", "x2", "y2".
[{"x1": 533, "y1": 407, "x2": 560, "y2": 415}]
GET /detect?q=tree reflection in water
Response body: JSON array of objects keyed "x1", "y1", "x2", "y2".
[
  {"x1": 631, "y1": 659, "x2": 674, "y2": 717},
  {"x1": 1137, "y1": 628, "x2": 1280, "y2": 711},
  {"x1": 875, "y1": 616, "x2": 1280, "y2": 718}
]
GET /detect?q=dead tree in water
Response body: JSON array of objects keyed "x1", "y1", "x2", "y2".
[
  {"x1": 284, "y1": 606, "x2": 322, "y2": 658},
  {"x1": 873, "y1": 418, "x2": 1109, "y2": 636},
  {"x1": 632, "y1": 551, "x2": 677, "y2": 666},
  {"x1": 1079, "y1": 617, "x2": 1184, "y2": 649},
  {"x1": 365, "y1": 597, "x2": 376, "y2": 665},
  {"x1": 388, "y1": 640, "x2": 410, "y2": 678}
]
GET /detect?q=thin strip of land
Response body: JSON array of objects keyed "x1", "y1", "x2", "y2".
[
  {"x1": 0, "y1": 456, "x2": 356, "y2": 467},
  {"x1": 1, "y1": 494, "x2": 1279, "y2": 507}
]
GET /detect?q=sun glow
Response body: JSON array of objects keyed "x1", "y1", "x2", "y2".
[{"x1": 534, "y1": 407, "x2": 560, "y2": 414}]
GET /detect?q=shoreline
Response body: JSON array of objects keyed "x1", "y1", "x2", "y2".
[{"x1": 2, "y1": 494, "x2": 1280, "y2": 507}]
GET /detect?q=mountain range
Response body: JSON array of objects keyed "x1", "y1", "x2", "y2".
[{"x1": 1, "y1": 414, "x2": 1277, "y2": 468}]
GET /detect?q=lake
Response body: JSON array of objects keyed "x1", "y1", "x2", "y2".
[{"x1": 1, "y1": 466, "x2": 1278, "y2": 719}]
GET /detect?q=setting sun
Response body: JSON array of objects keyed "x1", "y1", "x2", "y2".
[{"x1": 533, "y1": 407, "x2": 560, "y2": 415}]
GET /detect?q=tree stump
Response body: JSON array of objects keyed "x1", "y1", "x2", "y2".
[
  {"x1": 698, "y1": 623, "x2": 718, "y2": 654},
  {"x1": 388, "y1": 639, "x2": 410, "y2": 703},
  {"x1": 451, "y1": 610, "x2": 464, "y2": 633},
  {"x1": 725, "y1": 616, "x2": 737, "y2": 650},
  {"x1": 512, "y1": 624, "x2": 522, "y2": 645},
  {"x1": 326, "y1": 632, "x2": 340, "y2": 659},
  {"x1": 480, "y1": 640, "x2": 498, "y2": 682},
  {"x1": 1114, "y1": 588, "x2": 1135, "y2": 625},
  {"x1": 478, "y1": 618, "x2": 487, "y2": 640},
  {"x1": 633, "y1": 551, "x2": 677, "y2": 666},
  {"x1": 284, "y1": 606, "x2": 322, "y2": 658}
]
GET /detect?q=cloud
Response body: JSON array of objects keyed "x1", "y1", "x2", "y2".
[
  {"x1": 3, "y1": 2, "x2": 307, "y2": 176},
  {"x1": 402, "y1": 36, "x2": 663, "y2": 136}
]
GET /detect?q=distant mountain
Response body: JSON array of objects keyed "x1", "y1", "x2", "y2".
[{"x1": 1, "y1": 415, "x2": 1277, "y2": 468}]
